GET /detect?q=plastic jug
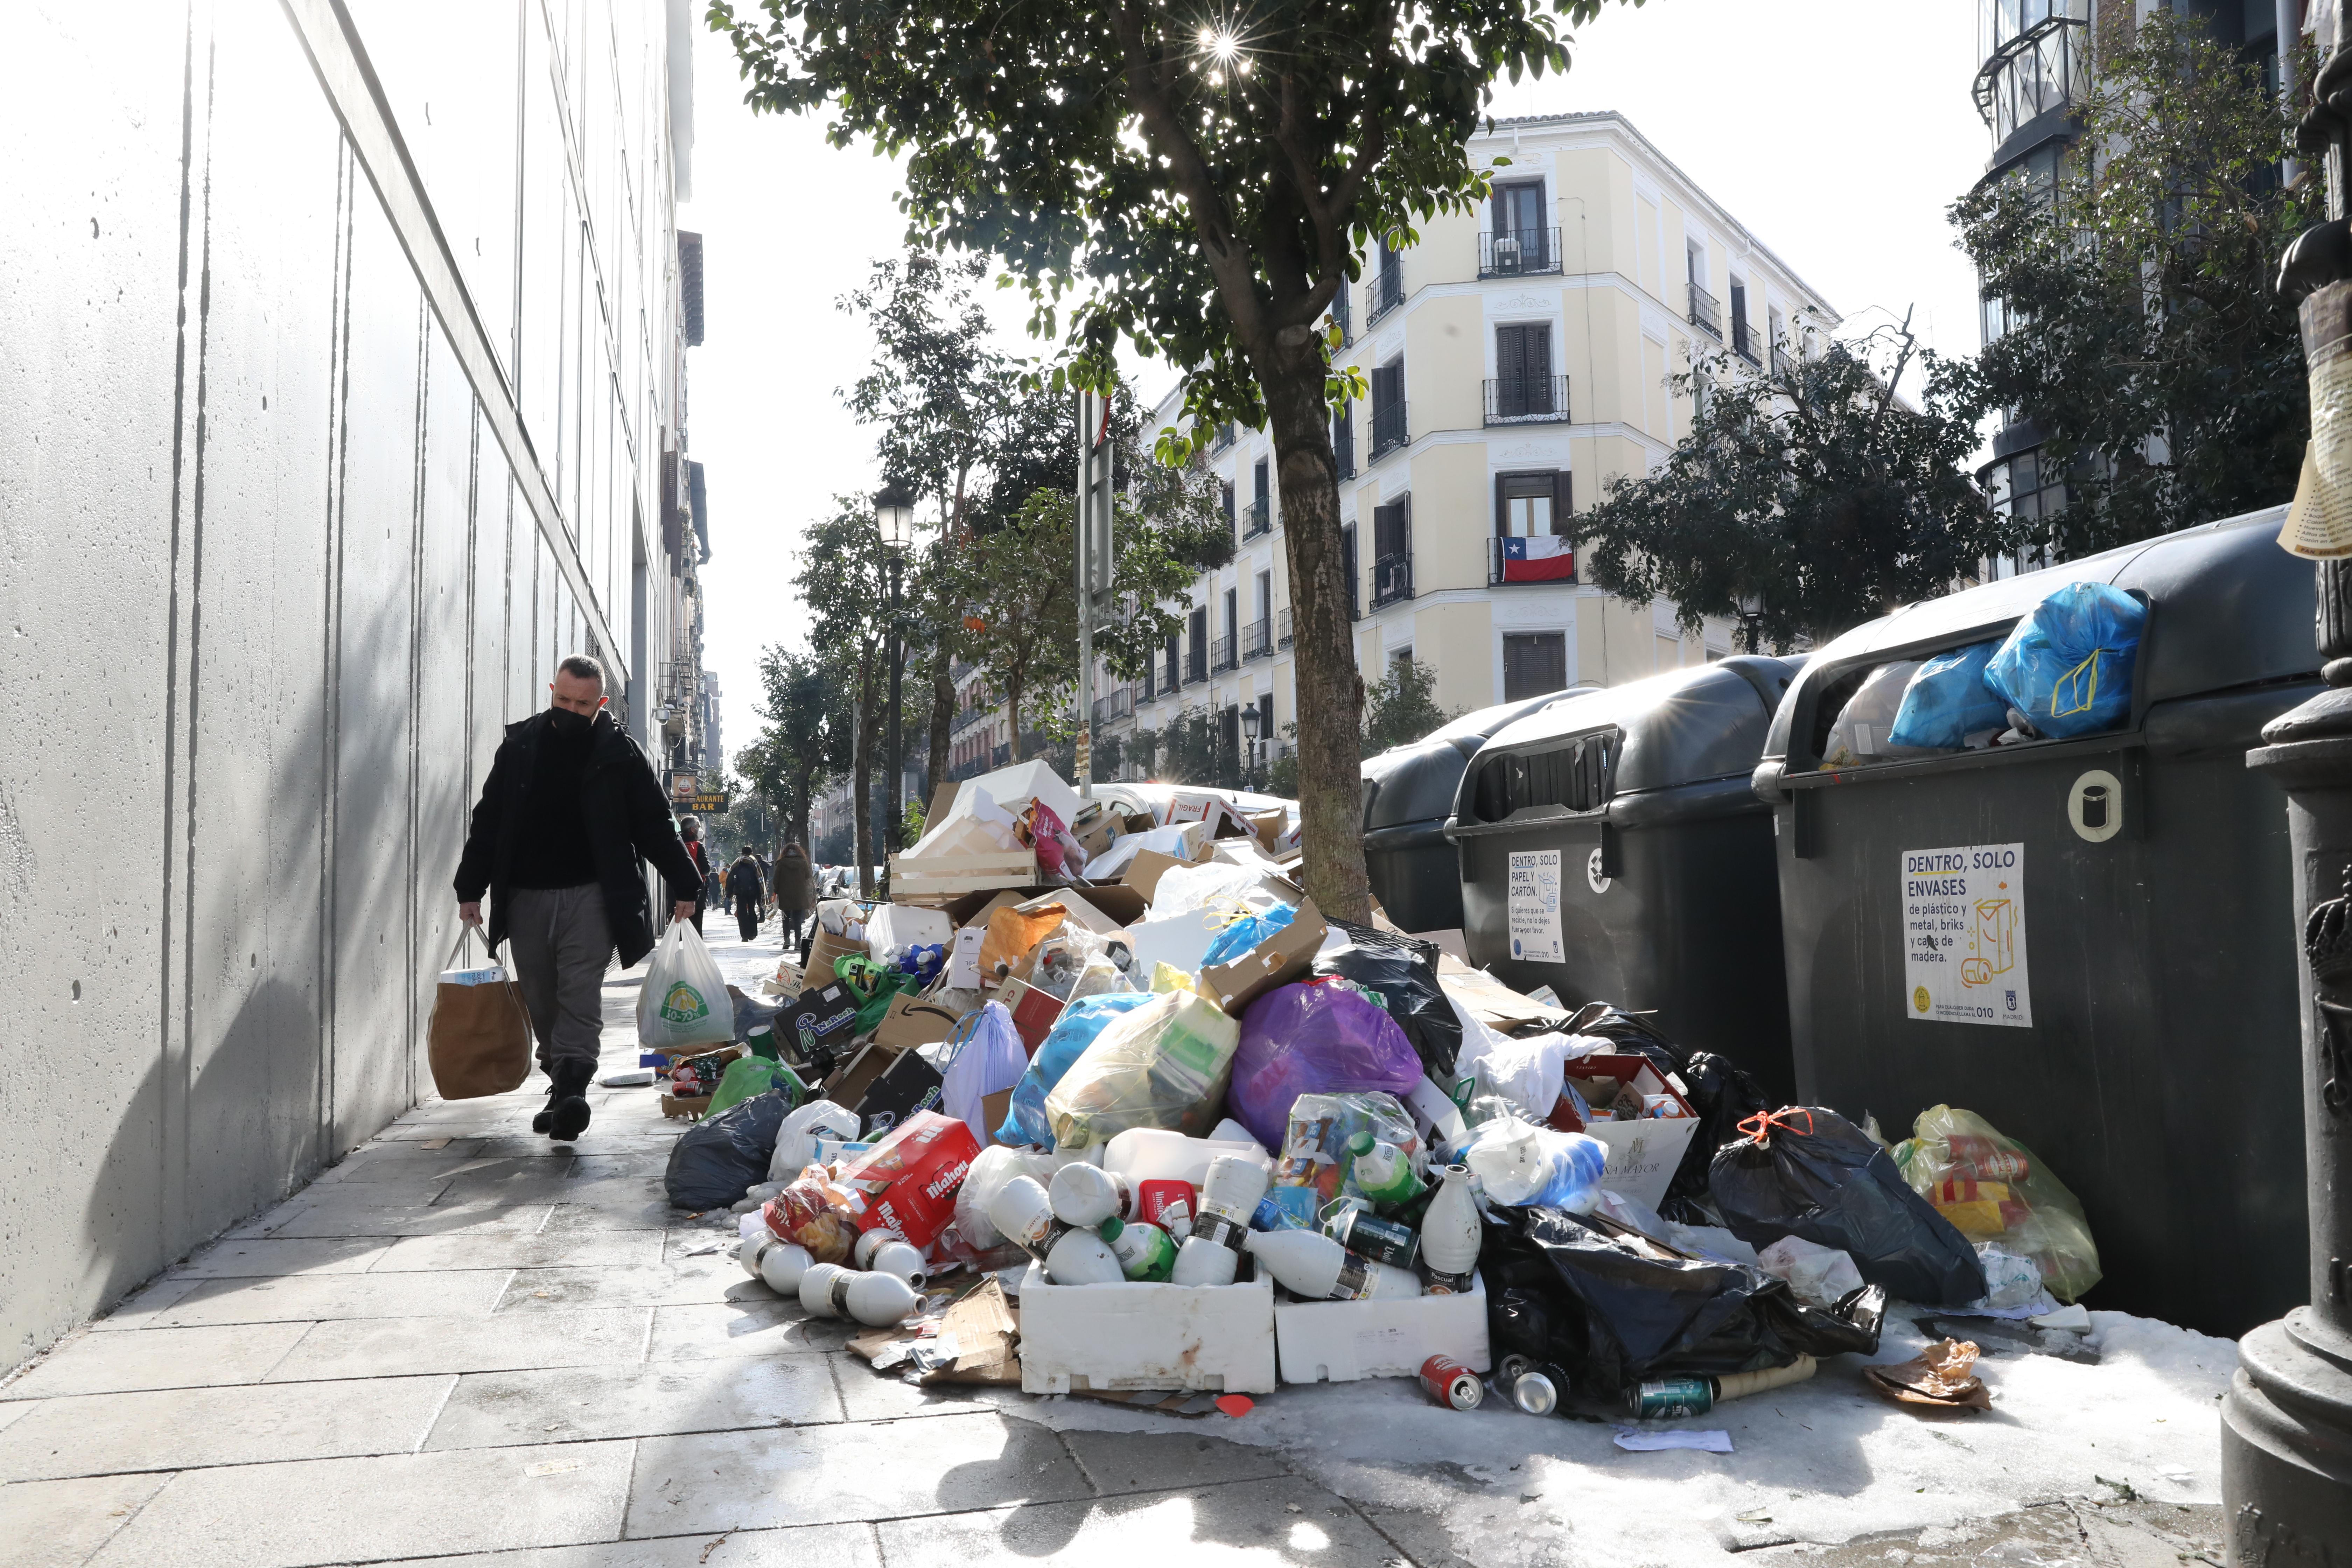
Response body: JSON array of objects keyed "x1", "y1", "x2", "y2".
[
  {"x1": 1102, "y1": 1126, "x2": 1271, "y2": 1190},
  {"x1": 1244, "y1": 1228, "x2": 1422, "y2": 1300},
  {"x1": 1419, "y1": 1164, "x2": 1482, "y2": 1290},
  {"x1": 1043, "y1": 1226, "x2": 1126, "y2": 1286}
]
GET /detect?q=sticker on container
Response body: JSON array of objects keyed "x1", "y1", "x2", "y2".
[
  {"x1": 1899, "y1": 843, "x2": 2032, "y2": 1028},
  {"x1": 1507, "y1": 850, "x2": 1564, "y2": 963}
]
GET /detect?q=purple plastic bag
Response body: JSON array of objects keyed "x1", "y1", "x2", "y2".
[{"x1": 1228, "y1": 979, "x2": 1424, "y2": 1149}]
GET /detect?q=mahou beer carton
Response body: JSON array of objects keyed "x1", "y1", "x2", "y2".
[{"x1": 841, "y1": 1111, "x2": 980, "y2": 1249}]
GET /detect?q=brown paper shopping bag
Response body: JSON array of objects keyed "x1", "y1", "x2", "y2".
[{"x1": 428, "y1": 928, "x2": 535, "y2": 1099}]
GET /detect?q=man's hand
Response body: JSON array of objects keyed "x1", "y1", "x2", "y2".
[
  {"x1": 459, "y1": 901, "x2": 483, "y2": 927},
  {"x1": 672, "y1": 899, "x2": 698, "y2": 924}
]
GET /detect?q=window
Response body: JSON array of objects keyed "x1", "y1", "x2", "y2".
[
  {"x1": 1220, "y1": 479, "x2": 1234, "y2": 524},
  {"x1": 1187, "y1": 606, "x2": 1208, "y2": 680},
  {"x1": 1253, "y1": 459, "x2": 1268, "y2": 511},
  {"x1": 1730, "y1": 277, "x2": 1755, "y2": 362},
  {"x1": 1342, "y1": 523, "x2": 1360, "y2": 619},
  {"x1": 1495, "y1": 471, "x2": 1562, "y2": 537},
  {"x1": 1489, "y1": 181, "x2": 1548, "y2": 272},
  {"x1": 1371, "y1": 360, "x2": 1408, "y2": 457},
  {"x1": 1164, "y1": 632, "x2": 1180, "y2": 690},
  {"x1": 1503, "y1": 631, "x2": 1568, "y2": 702},
  {"x1": 1372, "y1": 234, "x2": 1404, "y2": 319},
  {"x1": 1371, "y1": 498, "x2": 1413, "y2": 607},
  {"x1": 1333, "y1": 401, "x2": 1355, "y2": 479},
  {"x1": 1493, "y1": 324, "x2": 1555, "y2": 419},
  {"x1": 1223, "y1": 587, "x2": 1237, "y2": 643}
]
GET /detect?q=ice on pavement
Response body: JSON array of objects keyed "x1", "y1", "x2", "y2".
[{"x1": 1004, "y1": 1306, "x2": 2233, "y2": 1564}]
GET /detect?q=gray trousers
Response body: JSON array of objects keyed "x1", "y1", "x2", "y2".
[{"x1": 507, "y1": 884, "x2": 614, "y2": 1074}]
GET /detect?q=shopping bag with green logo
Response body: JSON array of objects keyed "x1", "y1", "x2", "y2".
[{"x1": 637, "y1": 920, "x2": 736, "y2": 1051}]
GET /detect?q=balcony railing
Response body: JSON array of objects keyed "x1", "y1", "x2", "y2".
[
  {"x1": 1243, "y1": 618, "x2": 1272, "y2": 660},
  {"x1": 992, "y1": 742, "x2": 1011, "y2": 768},
  {"x1": 1484, "y1": 375, "x2": 1570, "y2": 425},
  {"x1": 1370, "y1": 401, "x2": 1409, "y2": 461},
  {"x1": 1731, "y1": 315, "x2": 1759, "y2": 365},
  {"x1": 1368, "y1": 265, "x2": 1404, "y2": 325},
  {"x1": 951, "y1": 704, "x2": 989, "y2": 736},
  {"x1": 1210, "y1": 421, "x2": 1236, "y2": 454},
  {"x1": 1488, "y1": 536, "x2": 1577, "y2": 587},
  {"x1": 1478, "y1": 227, "x2": 1562, "y2": 278},
  {"x1": 1242, "y1": 499, "x2": 1271, "y2": 538},
  {"x1": 1771, "y1": 343, "x2": 1794, "y2": 379},
  {"x1": 1371, "y1": 552, "x2": 1414, "y2": 608},
  {"x1": 1331, "y1": 289, "x2": 1352, "y2": 346},
  {"x1": 1091, "y1": 687, "x2": 1132, "y2": 724},
  {"x1": 1688, "y1": 281, "x2": 1722, "y2": 340},
  {"x1": 1278, "y1": 607, "x2": 1294, "y2": 648},
  {"x1": 1184, "y1": 649, "x2": 1208, "y2": 685},
  {"x1": 1211, "y1": 633, "x2": 1237, "y2": 673}
]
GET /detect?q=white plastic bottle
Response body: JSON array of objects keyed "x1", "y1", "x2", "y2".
[
  {"x1": 1100, "y1": 1216, "x2": 1176, "y2": 1282},
  {"x1": 1048, "y1": 1163, "x2": 1135, "y2": 1228},
  {"x1": 1420, "y1": 1163, "x2": 1482, "y2": 1292},
  {"x1": 1043, "y1": 1225, "x2": 1126, "y2": 1286},
  {"x1": 748, "y1": 1237, "x2": 814, "y2": 1295},
  {"x1": 1170, "y1": 1154, "x2": 1272, "y2": 1287},
  {"x1": 987, "y1": 1174, "x2": 1060, "y2": 1263},
  {"x1": 852, "y1": 1229, "x2": 929, "y2": 1289},
  {"x1": 797, "y1": 1260, "x2": 920, "y2": 1326},
  {"x1": 798, "y1": 1261, "x2": 852, "y2": 1317},
  {"x1": 1244, "y1": 1228, "x2": 1422, "y2": 1300}
]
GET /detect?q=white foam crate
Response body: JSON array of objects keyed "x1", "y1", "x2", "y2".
[
  {"x1": 1016, "y1": 1261, "x2": 1276, "y2": 1395},
  {"x1": 1274, "y1": 1273, "x2": 1489, "y2": 1385}
]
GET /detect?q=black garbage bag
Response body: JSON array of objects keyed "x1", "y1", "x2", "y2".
[
  {"x1": 1709, "y1": 1107, "x2": 1986, "y2": 1308},
  {"x1": 1482, "y1": 1205, "x2": 1885, "y2": 1408},
  {"x1": 1660, "y1": 1050, "x2": 1771, "y2": 1221},
  {"x1": 1315, "y1": 917, "x2": 1463, "y2": 1080},
  {"x1": 664, "y1": 1088, "x2": 790, "y2": 1211},
  {"x1": 1559, "y1": 1002, "x2": 1687, "y2": 1077}
]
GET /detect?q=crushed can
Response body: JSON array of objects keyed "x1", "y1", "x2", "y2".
[
  {"x1": 1510, "y1": 1369, "x2": 1558, "y2": 1416},
  {"x1": 1629, "y1": 1376, "x2": 1714, "y2": 1420},
  {"x1": 1419, "y1": 1354, "x2": 1484, "y2": 1410}
]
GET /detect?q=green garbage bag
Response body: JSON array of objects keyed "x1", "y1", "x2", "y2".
[
  {"x1": 833, "y1": 954, "x2": 922, "y2": 1037},
  {"x1": 706, "y1": 1054, "x2": 806, "y2": 1119}
]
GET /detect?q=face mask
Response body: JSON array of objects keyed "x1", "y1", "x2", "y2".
[{"x1": 548, "y1": 707, "x2": 593, "y2": 736}]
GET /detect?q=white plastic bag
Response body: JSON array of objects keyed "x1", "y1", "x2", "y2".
[
  {"x1": 1470, "y1": 1030, "x2": 1601, "y2": 1119},
  {"x1": 768, "y1": 1099, "x2": 861, "y2": 1183},
  {"x1": 1462, "y1": 1113, "x2": 1606, "y2": 1210},
  {"x1": 1757, "y1": 1235, "x2": 1866, "y2": 1310},
  {"x1": 941, "y1": 1002, "x2": 1030, "y2": 1146},
  {"x1": 636, "y1": 921, "x2": 736, "y2": 1050}
]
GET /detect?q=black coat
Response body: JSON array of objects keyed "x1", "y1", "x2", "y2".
[
  {"x1": 453, "y1": 709, "x2": 703, "y2": 967},
  {"x1": 725, "y1": 857, "x2": 765, "y2": 905}
]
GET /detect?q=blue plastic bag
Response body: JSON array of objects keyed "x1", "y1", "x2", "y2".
[
  {"x1": 1887, "y1": 641, "x2": 2007, "y2": 750},
  {"x1": 1985, "y1": 582, "x2": 2146, "y2": 739},
  {"x1": 1199, "y1": 903, "x2": 1296, "y2": 969},
  {"x1": 995, "y1": 991, "x2": 1157, "y2": 1147}
]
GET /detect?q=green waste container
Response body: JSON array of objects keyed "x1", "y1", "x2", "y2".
[
  {"x1": 1450, "y1": 657, "x2": 1806, "y2": 1099},
  {"x1": 1363, "y1": 693, "x2": 1564, "y2": 935},
  {"x1": 1752, "y1": 507, "x2": 2316, "y2": 1336}
]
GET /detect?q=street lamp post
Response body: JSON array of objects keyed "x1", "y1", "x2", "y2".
[
  {"x1": 2221, "y1": 35, "x2": 2352, "y2": 1556},
  {"x1": 875, "y1": 483, "x2": 916, "y2": 870},
  {"x1": 1735, "y1": 589, "x2": 1765, "y2": 655},
  {"x1": 1240, "y1": 700, "x2": 1261, "y2": 792}
]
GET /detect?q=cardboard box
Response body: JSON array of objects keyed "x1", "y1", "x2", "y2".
[
  {"x1": 980, "y1": 1087, "x2": 1016, "y2": 1146},
  {"x1": 822, "y1": 1040, "x2": 904, "y2": 1112},
  {"x1": 1122, "y1": 849, "x2": 1195, "y2": 903},
  {"x1": 841, "y1": 1111, "x2": 980, "y2": 1249},
  {"x1": 851, "y1": 1046, "x2": 947, "y2": 1137},
  {"x1": 660, "y1": 1093, "x2": 712, "y2": 1120},
  {"x1": 1199, "y1": 898, "x2": 1328, "y2": 1017},
  {"x1": 995, "y1": 976, "x2": 1065, "y2": 1055},
  {"x1": 941, "y1": 882, "x2": 1149, "y2": 931},
  {"x1": 804, "y1": 926, "x2": 863, "y2": 988},
  {"x1": 1244, "y1": 808, "x2": 1287, "y2": 856},
  {"x1": 873, "y1": 993, "x2": 961, "y2": 1052},
  {"x1": 1274, "y1": 1273, "x2": 1490, "y2": 1384},
  {"x1": 1580, "y1": 1116, "x2": 1702, "y2": 1213},
  {"x1": 780, "y1": 982, "x2": 861, "y2": 1068},
  {"x1": 1016, "y1": 1261, "x2": 1277, "y2": 1395},
  {"x1": 1121, "y1": 908, "x2": 1227, "y2": 980},
  {"x1": 866, "y1": 903, "x2": 953, "y2": 959}
]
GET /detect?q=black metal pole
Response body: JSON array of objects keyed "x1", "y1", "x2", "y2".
[
  {"x1": 887, "y1": 551, "x2": 904, "y2": 858},
  {"x1": 2221, "y1": 38, "x2": 2352, "y2": 1558}
]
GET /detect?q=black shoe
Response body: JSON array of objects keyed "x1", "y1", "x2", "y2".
[
  {"x1": 530, "y1": 1079, "x2": 560, "y2": 1134},
  {"x1": 545, "y1": 1061, "x2": 595, "y2": 1142}
]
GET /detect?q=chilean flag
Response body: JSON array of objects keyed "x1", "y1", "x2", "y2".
[{"x1": 1501, "y1": 536, "x2": 1576, "y2": 582}]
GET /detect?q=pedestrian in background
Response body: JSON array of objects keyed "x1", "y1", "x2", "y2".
[
  {"x1": 679, "y1": 816, "x2": 712, "y2": 935},
  {"x1": 455, "y1": 654, "x2": 700, "y2": 1141},
  {"x1": 726, "y1": 845, "x2": 765, "y2": 942},
  {"x1": 773, "y1": 840, "x2": 814, "y2": 955}
]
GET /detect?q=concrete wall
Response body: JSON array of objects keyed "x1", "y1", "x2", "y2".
[{"x1": 0, "y1": 0, "x2": 694, "y2": 1365}]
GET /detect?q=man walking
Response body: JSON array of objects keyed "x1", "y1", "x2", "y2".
[
  {"x1": 725, "y1": 845, "x2": 765, "y2": 943},
  {"x1": 455, "y1": 654, "x2": 701, "y2": 1141}
]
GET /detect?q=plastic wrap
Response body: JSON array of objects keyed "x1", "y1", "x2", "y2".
[
  {"x1": 1821, "y1": 660, "x2": 1930, "y2": 767},
  {"x1": 1894, "y1": 1104, "x2": 2101, "y2": 1303},
  {"x1": 1887, "y1": 640, "x2": 2007, "y2": 750},
  {"x1": 768, "y1": 1099, "x2": 860, "y2": 1183},
  {"x1": 1272, "y1": 1091, "x2": 1425, "y2": 1209},
  {"x1": 996, "y1": 992, "x2": 1158, "y2": 1147},
  {"x1": 1312, "y1": 918, "x2": 1463, "y2": 1079},
  {"x1": 1984, "y1": 580, "x2": 2146, "y2": 738},
  {"x1": 762, "y1": 1162, "x2": 861, "y2": 1264},
  {"x1": 1043, "y1": 988, "x2": 1242, "y2": 1149},
  {"x1": 1226, "y1": 978, "x2": 1424, "y2": 1148},
  {"x1": 952, "y1": 1144, "x2": 1059, "y2": 1250},
  {"x1": 706, "y1": 1055, "x2": 805, "y2": 1120},
  {"x1": 1461, "y1": 1113, "x2": 1606, "y2": 1210},
  {"x1": 939, "y1": 1002, "x2": 1030, "y2": 1147}
]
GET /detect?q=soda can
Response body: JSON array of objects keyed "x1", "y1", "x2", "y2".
[
  {"x1": 1324, "y1": 1208, "x2": 1420, "y2": 1269},
  {"x1": 1419, "y1": 1355, "x2": 1484, "y2": 1410},
  {"x1": 1497, "y1": 1352, "x2": 1535, "y2": 1386},
  {"x1": 1510, "y1": 1370, "x2": 1558, "y2": 1416},
  {"x1": 1629, "y1": 1376, "x2": 1714, "y2": 1420}
]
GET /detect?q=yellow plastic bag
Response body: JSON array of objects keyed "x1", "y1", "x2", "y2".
[
  {"x1": 1043, "y1": 989, "x2": 1241, "y2": 1149},
  {"x1": 1895, "y1": 1105, "x2": 2101, "y2": 1302}
]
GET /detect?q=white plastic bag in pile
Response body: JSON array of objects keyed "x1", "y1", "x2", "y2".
[
  {"x1": 1757, "y1": 1235, "x2": 1866, "y2": 1310},
  {"x1": 768, "y1": 1100, "x2": 861, "y2": 1183}
]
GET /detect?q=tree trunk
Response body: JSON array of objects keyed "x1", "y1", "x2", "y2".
[
  {"x1": 927, "y1": 652, "x2": 953, "y2": 803},
  {"x1": 1259, "y1": 324, "x2": 1370, "y2": 921},
  {"x1": 852, "y1": 653, "x2": 875, "y2": 898}
]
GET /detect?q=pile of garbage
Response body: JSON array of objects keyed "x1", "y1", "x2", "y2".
[{"x1": 639, "y1": 758, "x2": 2105, "y2": 1427}]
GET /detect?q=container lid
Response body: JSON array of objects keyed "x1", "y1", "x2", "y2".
[
  {"x1": 1762, "y1": 505, "x2": 2311, "y2": 761},
  {"x1": 1464, "y1": 656, "x2": 1805, "y2": 804},
  {"x1": 1362, "y1": 691, "x2": 1572, "y2": 830}
]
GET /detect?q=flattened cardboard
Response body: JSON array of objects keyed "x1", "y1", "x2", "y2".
[
  {"x1": 1199, "y1": 898, "x2": 1328, "y2": 1016},
  {"x1": 823, "y1": 1039, "x2": 903, "y2": 1112},
  {"x1": 944, "y1": 883, "x2": 1148, "y2": 930},
  {"x1": 1122, "y1": 849, "x2": 1197, "y2": 903},
  {"x1": 852, "y1": 1046, "x2": 947, "y2": 1136},
  {"x1": 981, "y1": 1087, "x2": 1016, "y2": 1146},
  {"x1": 1021, "y1": 887, "x2": 1124, "y2": 937},
  {"x1": 873, "y1": 992, "x2": 962, "y2": 1052},
  {"x1": 781, "y1": 982, "x2": 861, "y2": 1064}
]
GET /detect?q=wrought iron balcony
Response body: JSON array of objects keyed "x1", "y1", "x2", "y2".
[
  {"x1": 1243, "y1": 618, "x2": 1272, "y2": 661},
  {"x1": 951, "y1": 703, "x2": 989, "y2": 736},
  {"x1": 1688, "y1": 281, "x2": 1723, "y2": 340},
  {"x1": 1184, "y1": 648, "x2": 1208, "y2": 685},
  {"x1": 1371, "y1": 552, "x2": 1414, "y2": 609},
  {"x1": 1731, "y1": 315, "x2": 1759, "y2": 365},
  {"x1": 1368, "y1": 265, "x2": 1404, "y2": 325},
  {"x1": 1479, "y1": 227, "x2": 1562, "y2": 278},
  {"x1": 1210, "y1": 421, "x2": 1236, "y2": 454},
  {"x1": 1330, "y1": 289, "x2": 1352, "y2": 346},
  {"x1": 1091, "y1": 687, "x2": 1132, "y2": 724},
  {"x1": 1278, "y1": 607, "x2": 1294, "y2": 648},
  {"x1": 1370, "y1": 401, "x2": 1409, "y2": 461},
  {"x1": 1771, "y1": 343, "x2": 1795, "y2": 379},
  {"x1": 1211, "y1": 633, "x2": 1237, "y2": 673},
  {"x1": 1242, "y1": 499, "x2": 1271, "y2": 538},
  {"x1": 1484, "y1": 375, "x2": 1570, "y2": 425}
]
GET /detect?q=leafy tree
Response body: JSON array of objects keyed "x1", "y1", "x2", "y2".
[
  {"x1": 1953, "y1": 10, "x2": 2305, "y2": 555},
  {"x1": 743, "y1": 646, "x2": 850, "y2": 855},
  {"x1": 1578, "y1": 322, "x2": 2011, "y2": 649},
  {"x1": 710, "y1": 0, "x2": 1620, "y2": 921},
  {"x1": 793, "y1": 503, "x2": 894, "y2": 895},
  {"x1": 1363, "y1": 657, "x2": 1461, "y2": 751}
]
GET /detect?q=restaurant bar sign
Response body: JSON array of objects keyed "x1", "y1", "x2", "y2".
[{"x1": 667, "y1": 770, "x2": 728, "y2": 816}]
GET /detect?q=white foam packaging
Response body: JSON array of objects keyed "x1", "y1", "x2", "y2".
[
  {"x1": 865, "y1": 903, "x2": 952, "y2": 959},
  {"x1": 1016, "y1": 1261, "x2": 1276, "y2": 1394},
  {"x1": 1274, "y1": 1273, "x2": 1490, "y2": 1384}
]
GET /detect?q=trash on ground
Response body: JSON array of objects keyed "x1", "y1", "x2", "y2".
[{"x1": 1864, "y1": 1338, "x2": 1993, "y2": 1411}]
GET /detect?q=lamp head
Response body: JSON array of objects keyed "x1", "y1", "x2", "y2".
[
  {"x1": 1240, "y1": 703, "x2": 1262, "y2": 741},
  {"x1": 874, "y1": 481, "x2": 917, "y2": 553}
]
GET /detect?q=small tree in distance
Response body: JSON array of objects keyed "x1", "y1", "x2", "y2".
[
  {"x1": 709, "y1": 0, "x2": 1628, "y2": 923},
  {"x1": 1578, "y1": 321, "x2": 2015, "y2": 650},
  {"x1": 1363, "y1": 657, "x2": 1463, "y2": 752}
]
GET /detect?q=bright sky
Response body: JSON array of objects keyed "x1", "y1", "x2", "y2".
[{"x1": 677, "y1": 1, "x2": 1991, "y2": 763}]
